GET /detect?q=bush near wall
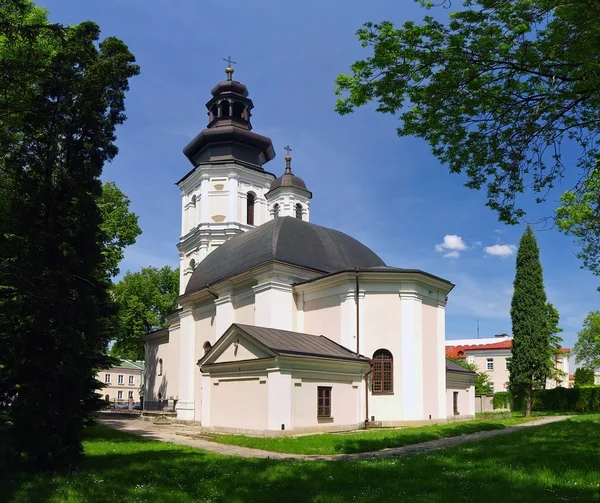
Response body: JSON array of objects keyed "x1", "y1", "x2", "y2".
[
  {"x1": 493, "y1": 391, "x2": 513, "y2": 410},
  {"x1": 495, "y1": 387, "x2": 600, "y2": 412}
]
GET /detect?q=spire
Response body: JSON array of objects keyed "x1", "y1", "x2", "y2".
[
  {"x1": 284, "y1": 145, "x2": 293, "y2": 174},
  {"x1": 222, "y1": 56, "x2": 237, "y2": 81}
]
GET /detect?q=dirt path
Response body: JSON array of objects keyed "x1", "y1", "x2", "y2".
[{"x1": 99, "y1": 415, "x2": 570, "y2": 461}]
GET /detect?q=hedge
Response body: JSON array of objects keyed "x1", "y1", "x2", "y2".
[
  {"x1": 493, "y1": 391, "x2": 512, "y2": 410},
  {"x1": 494, "y1": 387, "x2": 600, "y2": 412}
]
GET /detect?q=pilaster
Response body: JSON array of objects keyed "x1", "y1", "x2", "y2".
[
  {"x1": 176, "y1": 308, "x2": 196, "y2": 421},
  {"x1": 253, "y1": 280, "x2": 294, "y2": 330},
  {"x1": 437, "y1": 299, "x2": 447, "y2": 419},
  {"x1": 214, "y1": 293, "x2": 235, "y2": 338},
  {"x1": 399, "y1": 290, "x2": 423, "y2": 421},
  {"x1": 267, "y1": 371, "x2": 292, "y2": 431}
]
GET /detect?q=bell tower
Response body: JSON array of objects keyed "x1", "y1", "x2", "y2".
[{"x1": 177, "y1": 63, "x2": 276, "y2": 293}]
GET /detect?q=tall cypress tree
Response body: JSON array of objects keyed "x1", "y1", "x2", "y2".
[
  {"x1": 509, "y1": 226, "x2": 553, "y2": 416},
  {"x1": 0, "y1": 1, "x2": 139, "y2": 468}
]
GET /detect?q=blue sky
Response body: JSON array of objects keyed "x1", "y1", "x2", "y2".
[{"x1": 43, "y1": 0, "x2": 598, "y2": 355}]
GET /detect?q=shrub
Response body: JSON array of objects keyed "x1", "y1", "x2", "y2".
[
  {"x1": 574, "y1": 368, "x2": 594, "y2": 388},
  {"x1": 493, "y1": 392, "x2": 513, "y2": 410}
]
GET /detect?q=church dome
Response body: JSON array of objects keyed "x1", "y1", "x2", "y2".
[
  {"x1": 266, "y1": 154, "x2": 311, "y2": 197},
  {"x1": 184, "y1": 217, "x2": 386, "y2": 295}
]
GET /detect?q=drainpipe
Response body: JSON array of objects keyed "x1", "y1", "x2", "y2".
[
  {"x1": 364, "y1": 365, "x2": 373, "y2": 430},
  {"x1": 355, "y1": 266, "x2": 360, "y2": 357}
]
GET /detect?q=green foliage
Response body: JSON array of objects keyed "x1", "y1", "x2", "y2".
[
  {"x1": 447, "y1": 356, "x2": 492, "y2": 395},
  {"x1": 335, "y1": 0, "x2": 600, "y2": 274},
  {"x1": 573, "y1": 311, "x2": 600, "y2": 369},
  {"x1": 510, "y1": 226, "x2": 554, "y2": 416},
  {"x1": 98, "y1": 182, "x2": 141, "y2": 278},
  {"x1": 111, "y1": 266, "x2": 179, "y2": 360},
  {"x1": 574, "y1": 367, "x2": 595, "y2": 388},
  {"x1": 526, "y1": 387, "x2": 600, "y2": 413},
  {"x1": 0, "y1": 0, "x2": 139, "y2": 469},
  {"x1": 493, "y1": 392, "x2": 513, "y2": 410},
  {"x1": 556, "y1": 165, "x2": 600, "y2": 277}
]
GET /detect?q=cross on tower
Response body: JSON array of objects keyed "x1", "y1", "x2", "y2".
[
  {"x1": 222, "y1": 56, "x2": 237, "y2": 68},
  {"x1": 284, "y1": 145, "x2": 292, "y2": 156}
]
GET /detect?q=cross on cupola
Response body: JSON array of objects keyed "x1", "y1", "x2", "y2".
[
  {"x1": 284, "y1": 145, "x2": 292, "y2": 173},
  {"x1": 222, "y1": 56, "x2": 237, "y2": 81}
]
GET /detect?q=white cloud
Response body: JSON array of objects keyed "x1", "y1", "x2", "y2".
[
  {"x1": 472, "y1": 241, "x2": 482, "y2": 247},
  {"x1": 435, "y1": 235, "x2": 468, "y2": 258},
  {"x1": 444, "y1": 251, "x2": 460, "y2": 259},
  {"x1": 484, "y1": 244, "x2": 517, "y2": 257}
]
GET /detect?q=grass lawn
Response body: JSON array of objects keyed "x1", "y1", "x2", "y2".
[
  {"x1": 209, "y1": 416, "x2": 536, "y2": 454},
  {"x1": 2, "y1": 415, "x2": 600, "y2": 502}
]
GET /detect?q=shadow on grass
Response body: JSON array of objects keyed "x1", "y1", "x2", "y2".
[{"x1": 1, "y1": 419, "x2": 599, "y2": 502}]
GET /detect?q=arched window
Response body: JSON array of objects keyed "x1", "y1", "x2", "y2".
[
  {"x1": 210, "y1": 104, "x2": 218, "y2": 121},
  {"x1": 233, "y1": 102, "x2": 245, "y2": 119},
  {"x1": 203, "y1": 341, "x2": 212, "y2": 355},
  {"x1": 246, "y1": 192, "x2": 255, "y2": 225},
  {"x1": 295, "y1": 203, "x2": 303, "y2": 220},
  {"x1": 221, "y1": 100, "x2": 230, "y2": 118},
  {"x1": 273, "y1": 203, "x2": 280, "y2": 218},
  {"x1": 158, "y1": 358, "x2": 163, "y2": 376},
  {"x1": 372, "y1": 349, "x2": 393, "y2": 394}
]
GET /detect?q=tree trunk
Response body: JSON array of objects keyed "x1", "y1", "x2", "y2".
[{"x1": 525, "y1": 393, "x2": 532, "y2": 417}]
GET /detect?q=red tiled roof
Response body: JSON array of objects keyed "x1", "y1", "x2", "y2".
[{"x1": 445, "y1": 341, "x2": 570, "y2": 359}]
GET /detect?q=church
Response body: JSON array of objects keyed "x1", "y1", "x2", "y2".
[{"x1": 143, "y1": 65, "x2": 476, "y2": 435}]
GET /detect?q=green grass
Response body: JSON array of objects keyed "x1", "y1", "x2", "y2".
[
  {"x1": 209, "y1": 416, "x2": 536, "y2": 454},
  {"x1": 2, "y1": 416, "x2": 600, "y2": 502}
]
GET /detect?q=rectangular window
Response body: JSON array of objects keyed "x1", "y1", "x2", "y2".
[
  {"x1": 453, "y1": 391, "x2": 459, "y2": 415},
  {"x1": 117, "y1": 390, "x2": 123, "y2": 400},
  {"x1": 105, "y1": 374, "x2": 111, "y2": 384},
  {"x1": 317, "y1": 386, "x2": 332, "y2": 418},
  {"x1": 129, "y1": 375, "x2": 135, "y2": 385},
  {"x1": 118, "y1": 375, "x2": 124, "y2": 385},
  {"x1": 487, "y1": 358, "x2": 494, "y2": 370},
  {"x1": 128, "y1": 391, "x2": 134, "y2": 399},
  {"x1": 505, "y1": 358, "x2": 511, "y2": 370}
]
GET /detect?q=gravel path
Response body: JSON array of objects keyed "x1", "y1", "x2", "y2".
[{"x1": 99, "y1": 415, "x2": 570, "y2": 461}]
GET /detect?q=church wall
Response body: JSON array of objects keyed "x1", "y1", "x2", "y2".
[
  {"x1": 211, "y1": 377, "x2": 268, "y2": 431},
  {"x1": 446, "y1": 375, "x2": 475, "y2": 419},
  {"x1": 362, "y1": 292, "x2": 403, "y2": 422},
  {"x1": 292, "y1": 376, "x2": 360, "y2": 429},
  {"x1": 194, "y1": 305, "x2": 217, "y2": 420},
  {"x1": 208, "y1": 188, "x2": 228, "y2": 223},
  {"x1": 144, "y1": 332, "x2": 179, "y2": 403},
  {"x1": 422, "y1": 299, "x2": 442, "y2": 419},
  {"x1": 303, "y1": 295, "x2": 341, "y2": 342},
  {"x1": 233, "y1": 292, "x2": 255, "y2": 326}
]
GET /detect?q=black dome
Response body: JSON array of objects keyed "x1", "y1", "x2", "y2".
[
  {"x1": 267, "y1": 173, "x2": 311, "y2": 195},
  {"x1": 184, "y1": 217, "x2": 386, "y2": 295}
]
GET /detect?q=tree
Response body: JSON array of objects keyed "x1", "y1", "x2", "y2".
[
  {"x1": 335, "y1": 0, "x2": 600, "y2": 274},
  {"x1": 509, "y1": 226, "x2": 553, "y2": 416},
  {"x1": 573, "y1": 311, "x2": 600, "y2": 370},
  {"x1": 573, "y1": 367, "x2": 595, "y2": 388},
  {"x1": 546, "y1": 302, "x2": 566, "y2": 386},
  {"x1": 111, "y1": 266, "x2": 179, "y2": 361},
  {"x1": 99, "y1": 182, "x2": 142, "y2": 278},
  {"x1": 0, "y1": 0, "x2": 139, "y2": 468},
  {"x1": 447, "y1": 356, "x2": 492, "y2": 395}
]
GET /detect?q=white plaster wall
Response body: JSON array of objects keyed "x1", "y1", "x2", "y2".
[
  {"x1": 211, "y1": 377, "x2": 268, "y2": 430},
  {"x1": 362, "y1": 292, "x2": 402, "y2": 422},
  {"x1": 145, "y1": 339, "x2": 173, "y2": 401},
  {"x1": 446, "y1": 385, "x2": 475, "y2": 418},
  {"x1": 193, "y1": 307, "x2": 217, "y2": 420},
  {"x1": 292, "y1": 377, "x2": 360, "y2": 428},
  {"x1": 303, "y1": 296, "x2": 342, "y2": 342},
  {"x1": 214, "y1": 338, "x2": 271, "y2": 363},
  {"x1": 233, "y1": 293, "x2": 255, "y2": 325},
  {"x1": 422, "y1": 299, "x2": 441, "y2": 420}
]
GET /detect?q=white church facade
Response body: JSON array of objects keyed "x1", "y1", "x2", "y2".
[{"x1": 144, "y1": 66, "x2": 476, "y2": 435}]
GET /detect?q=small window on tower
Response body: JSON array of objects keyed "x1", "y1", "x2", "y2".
[
  {"x1": 189, "y1": 259, "x2": 196, "y2": 270},
  {"x1": 247, "y1": 193, "x2": 255, "y2": 225},
  {"x1": 233, "y1": 102, "x2": 244, "y2": 119},
  {"x1": 273, "y1": 203, "x2": 280, "y2": 218},
  {"x1": 191, "y1": 195, "x2": 197, "y2": 207},
  {"x1": 221, "y1": 100, "x2": 230, "y2": 118},
  {"x1": 295, "y1": 203, "x2": 302, "y2": 220}
]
